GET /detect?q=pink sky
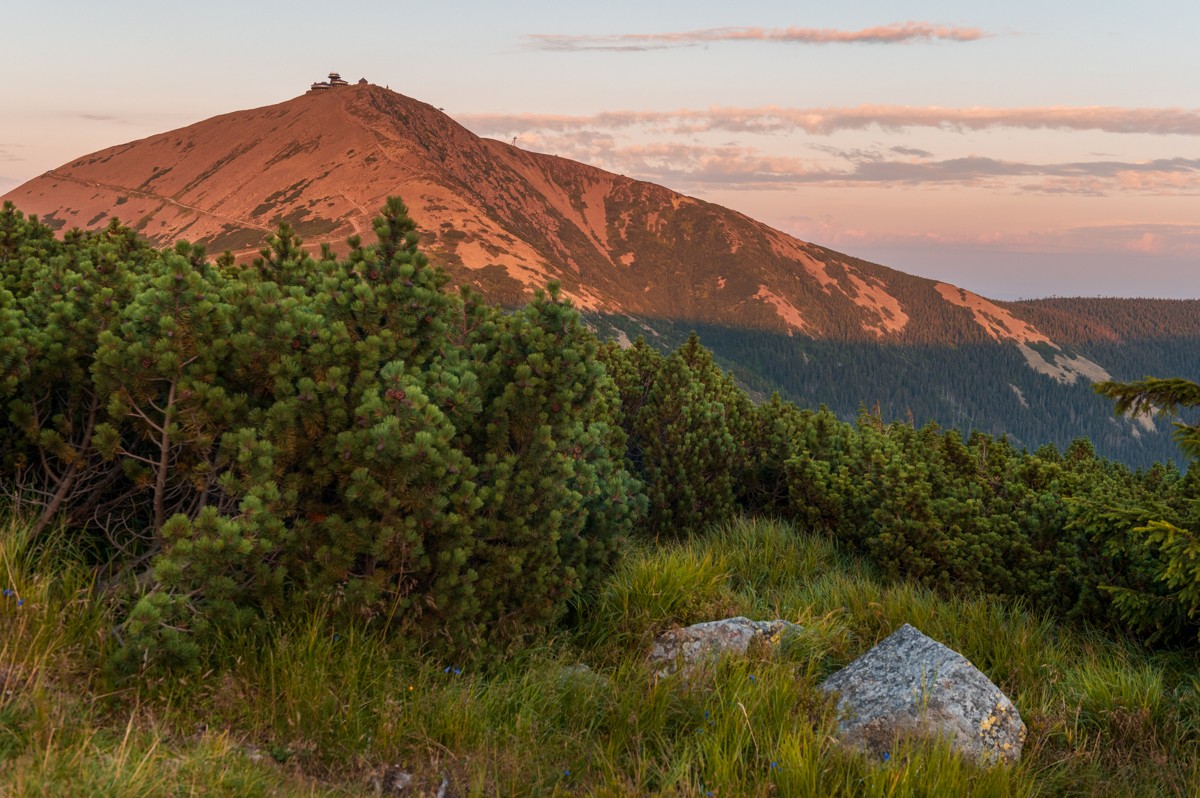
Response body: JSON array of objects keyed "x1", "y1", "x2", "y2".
[{"x1": 2, "y1": 1, "x2": 1197, "y2": 299}]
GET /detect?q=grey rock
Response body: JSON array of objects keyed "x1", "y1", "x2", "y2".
[
  {"x1": 559, "y1": 662, "x2": 598, "y2": 681},
  {"x1": 558, "y1": 662, "x2": 608, "y2": 690},
  {"x1": 371, "y1": 766, "x2": 413, "y2": 794},
  {"x1": 820, "y1": 624, "x2": 1026, "y2": 764},
  {"x1": 561, "y1": 663, "x2": 594, "y2": 676},
  {"x1": 648, "y1": 616, "x2": 803, "y2": 677}
]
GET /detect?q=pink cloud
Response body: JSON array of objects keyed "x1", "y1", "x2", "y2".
[
  {"x1": 526, "y1": 22, "x2": 987, "y2": 51},
  {"x1": 1128, "y1": 232, "x2": 1165, "y2": 254},
  {"x1": 503, "y1": 129, "x2": 1200, "y2": 194},
  {"x1": 783, "y1": 220, "x2": 1200, "y2": 258},
  {"x1": 461, "y1": 105, "x2": 1200, "y2": 137}
]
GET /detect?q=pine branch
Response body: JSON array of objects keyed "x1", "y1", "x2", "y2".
[{"x1": 1093, "y1": 377, "x2": 1200, "y2": 418}]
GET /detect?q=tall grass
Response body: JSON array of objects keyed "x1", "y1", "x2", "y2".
[
  {"x1": 3, "y1": 512, "x2": 1200, "y2": 795},
  {"x1": 0, "y1": 515, "x2": 342, "y2": 796}
]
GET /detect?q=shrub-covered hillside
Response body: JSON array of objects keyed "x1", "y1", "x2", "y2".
[
  {"x1": 2, "y1": 198, "x2": 1200, "y2": 794},
  {"x1": 3, "y1": 195, "x2": 1200, "y2": 657}
]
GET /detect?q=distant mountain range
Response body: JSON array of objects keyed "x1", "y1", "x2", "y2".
[{"x1": 4, "y1": 82, "x2": 1196, "y2": 466}]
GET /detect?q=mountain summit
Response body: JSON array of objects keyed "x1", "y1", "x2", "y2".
[{"x1": 1, "y1": 82, "x2": 1083, "y2": 356}]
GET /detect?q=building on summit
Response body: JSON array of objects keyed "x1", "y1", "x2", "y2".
[{"x1": 309, "y1": 72, "x2": 355, "y2": 92}]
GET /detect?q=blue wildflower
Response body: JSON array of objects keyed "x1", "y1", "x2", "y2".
[{"x1": 883, "y1": 752, "x2": 891, "y2": 762}]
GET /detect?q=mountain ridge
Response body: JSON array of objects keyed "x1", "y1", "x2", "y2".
[{"x1": 1, "y1": 83, "x2": 1075, "y2": 347}]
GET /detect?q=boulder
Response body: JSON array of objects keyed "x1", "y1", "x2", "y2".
[
  {"x1": 820, "y1": 624, "x2": 1025, "y2": 764},
  {"x1": 648, "y1": 616, "x2": 802, "y2": 677}
]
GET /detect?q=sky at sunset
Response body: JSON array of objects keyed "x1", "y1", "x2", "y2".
[{"x1": 3, "y1": 1, "x2": 1197, "y2": 299}]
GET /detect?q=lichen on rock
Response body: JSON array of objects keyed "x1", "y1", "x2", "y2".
[
  {"x1": 820, "y1": 624, "x2": 1026, "y2": 765},
  {"x1": 647, "y1": 616, "x2": 803, "y2": 678}
]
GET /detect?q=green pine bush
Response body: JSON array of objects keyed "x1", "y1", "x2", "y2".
[
  {"x1": 0, "y1": 198, "x2": 643, "y2": 671},
  {"x1": 602, "y1": 333, "x2": 749, "y2": 536}
]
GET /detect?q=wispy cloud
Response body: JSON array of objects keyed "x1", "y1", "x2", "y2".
[
  {"x1": 850, "y1": 156, "x2": 1200, "y2": 185},
  {"x1": 526, "y1": 22, "x2": 987, "y2": 52},
  {"x1": 54, "y1": 110, "x2": 194, "y2": 127},
  {"x1": 782, "y1": 219, "x2": 1200, "y2": 258},
  {"x1": 891, "y1": 145, "x2": 934, "y2": 158},
  {"x1": 462, "y1": 105, "x2": 1200, "y2": 137},
  {"x1": 1067, "y1": 223, "x2": 1200, "y2": 255},
  {"x1": 74, "y1": 112, "x2": 124, "y2": 122},
  {"x1": 508, "y1": 131, "x2": 1200, "y2": 194}
]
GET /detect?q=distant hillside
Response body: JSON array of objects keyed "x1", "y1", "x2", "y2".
[
  {"x1": 1002, "y1": 297, "x2": 1200, "y2": 344},
  {"x1": 587, "y1": 313, "x2": 1188, "y2": 469}
]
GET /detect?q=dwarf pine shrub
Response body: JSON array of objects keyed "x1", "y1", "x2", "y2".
[
  {"x1": 601, "y1": 333, "x2": 750, "y2": 536},
  {"x1": 0, "y1": 198, "x2": 643, "y2": 670}
]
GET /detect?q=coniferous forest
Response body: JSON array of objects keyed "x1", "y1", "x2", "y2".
[
  {"x1": 583, "y1": 316, "x2": 1200, "y2": 471},
  {"x1": 3, "y1": 198, "x2": 1200, "y2": 796}
]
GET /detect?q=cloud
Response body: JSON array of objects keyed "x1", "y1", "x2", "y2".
[
  {"x1": 516, "y1": 131, "x2": 1200, "y2": 194},
  {"x1": 526, "y1": 22, "x2": 987, "y2": 51},
  {"x1": 1067, "y1": 223, "x2": 1200, "y2": 254},
  {"x1": 1070, "y1": 222, "x2": 1200, "y2": 236},
  {"x1": 482, "y1": 113, "x2": 1200, "y2": 201},
  {"x1": 891, "y1": 145, "x2": 934, "y2": 158},
  {"x1": 783, "y1": 220, "x2": 1200, "y2": 258},
  {"x1": 55, "y1": 110, "x2": 195, "y2": 127},
  {"x1": 851, "y1": 156, "x2": 1200, "y2": 185},
  {"x1": 74, "y1": 112, "x2": 123, "y2": 122},
  {"x1": 460, "y1": 105, "x2": 1200, "y2": 137}
]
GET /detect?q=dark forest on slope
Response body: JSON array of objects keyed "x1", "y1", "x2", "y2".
[{"x1": 586, "y1": 312, "x2": 1200, "y2": 469}]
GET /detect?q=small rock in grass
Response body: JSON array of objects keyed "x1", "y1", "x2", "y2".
[
  {"x1": 648, "y1": 616, "x2": 803, "y2": 677},
  {"x1": 372, "y1": 765, "x2": 413, "y2": 794}
]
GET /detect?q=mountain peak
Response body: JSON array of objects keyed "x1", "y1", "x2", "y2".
[{"x1": 2, "y1": 86, "x2": 1055, "y2": 347}]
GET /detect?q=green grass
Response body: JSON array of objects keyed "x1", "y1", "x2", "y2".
[{"x1": 3, "y1": 514, "x2": 1199, "y2": 796}]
